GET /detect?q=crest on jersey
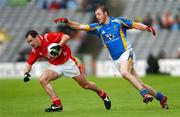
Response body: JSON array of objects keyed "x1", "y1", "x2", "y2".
[
  {"x1": 106, "y1": 34, "x2": 114, "y2": 40},
  {"x1": 102, "y1": 30, "x2": 105, "y2": 34}
]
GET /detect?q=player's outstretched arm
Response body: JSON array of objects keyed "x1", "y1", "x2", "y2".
[
  {"x1": 134, "y1": 22, "x2": 156, "y2": 36},
  {"x1": 53, "y1": 17, "x2": 87, "y2": 31}
]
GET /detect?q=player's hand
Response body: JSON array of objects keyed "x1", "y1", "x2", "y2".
[
  {"x1": 50, "y1": 45, "x2": 61, "y2": 57},
  {"x1": 53, "y1": 18, "x2": 68, "y2": 23},
  {"x1": 146, "y1": 26, "x2": 156, "y2": 36},
  {"x1": 24, "y1": 72, "x2": 31, "y2": 83}
]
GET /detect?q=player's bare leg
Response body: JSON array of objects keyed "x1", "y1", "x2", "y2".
[
  {"x1": 73, "y1": 74, "x2": 111, "y2": 110},
  {"x1": 131, "y1": 68, "x2": 168, "y2": 109},
  {"x1": 131, "y1": 69, "x2": 156, "y2": 96},
  {"x1": 120, "y1": 60, "x2": 144, "y2": 90},
  {"x1": 119, "y1": 60, "x2": 153, "y2": 104},
  {"x1": 39, "y1": 69, "x2": 63, "y2": 112}
]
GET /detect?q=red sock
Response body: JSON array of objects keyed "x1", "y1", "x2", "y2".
[
  {"x1": 98, "y1": 90, "x2": 107, "y2": 100},
  {"x1": 52, "y1": 97, "x2": 62, "y2": 106}
]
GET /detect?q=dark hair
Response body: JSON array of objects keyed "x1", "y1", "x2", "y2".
[
  {"x1": 95, "y1": 5, "x2": 109, "y2": 16},
  {"x1": 25, "y1": 30, "x2": 38, "y2": 38}
]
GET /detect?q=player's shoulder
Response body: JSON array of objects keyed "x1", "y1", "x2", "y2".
[
  {"x1": 43, "y1": 32, "x2": 59, "y2": 37},
  {"x1": 118, "y1": 17, "x2": 125, "y2": 19},
  {"x1": 91, "y1": 22, "x2": 99, "y2": 25},
  {"x1": 42, "y1": 32, "x2": 63, "y2": 40},
  {"x1": 88, "y1": 23, "x2": 102, "y2": 31},
  {"x1": 89, "y1": 23, "x2": 100, "y2": 27},
  {"x1": 110, "y1": 16, "x2": 125, "y2": 24},
  {"x1": 118, "y1": 17, "x2": 133, "y2": 22}
]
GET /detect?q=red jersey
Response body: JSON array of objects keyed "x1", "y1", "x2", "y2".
[{"x1": 27, "y1": 32, "x2": 72, "y2": 65}]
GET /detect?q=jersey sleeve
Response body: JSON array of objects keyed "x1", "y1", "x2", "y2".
[
  {"x1": 118, "y1": 17, "x2": 136, "y2": 29},
  {"x1": 27, "y1": 49, "x2": 38, "y2": 65},
  {"x1": 45, "y1": 32, "x2": 63, "y2": 43},
  {"x1": 84, "y1": 23, "x2": 100, "y2": 34}
]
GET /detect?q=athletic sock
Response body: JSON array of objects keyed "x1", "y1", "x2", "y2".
[
  {"x1": 98, "y1": 89, "x2": 107, "y2": 100},
  {"x1": 52, "y1": 97, "x2": 62, "y2": 106},
  {"x1": 155, "y1": 92, "x2": 164, "y2": 102},
  {"x1": 139, "y1": 88, "x2": 148, "y2": 97}
]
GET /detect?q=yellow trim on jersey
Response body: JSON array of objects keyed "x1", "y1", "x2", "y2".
[
  {"x1": 100, "y1": 34, "x2": 107, "y2": 48},
  {"x1": 132, "y1": 22, "x2": 136, "y2": 28},
  {"x1": 128, "y1": 57, "x2": 133, "y2": 72},
  {"x1": 85, "y1": 24, "x2": 106, "y2": 48},
  {"x1": 119, "y1": 20, "x2": 136, "y2": 29},
  {"x1": 85, "y1": 24, "x2": 100, "y2": 31},
  {"x1": 119, "y1": 26, "x2": 127, "y2": 50},
  {"x1": 84, "y1": 25, "x2": 91, "y2": 31},
  {"x1": 119, "y1": 20, "x2": 131, "y2": 28}
]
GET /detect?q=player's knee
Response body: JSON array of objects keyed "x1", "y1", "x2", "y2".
[
  {"x1": 39, "y1": 78, "x2": 46, "y2": 85},
  {"x1": 39, "y1": 76, "x2": 49, "y2": 85},
  {"x1": 121, "y1": 72, "x2": 130, "y2": 79}
]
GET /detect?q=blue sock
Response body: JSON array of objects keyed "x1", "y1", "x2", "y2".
[
  {"x1": 155, "y1": 92, "x2": 164, "y2": 102},
  {"x1": 139, "y1": 88, "x2": 148, "y2": 97}
]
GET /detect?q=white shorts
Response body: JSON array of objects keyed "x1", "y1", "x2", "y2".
[
  {"x1": 113, "y1": 48, "x2": 136, "y2": 70},
  {"x1": 48, "y1": 58, "x2": 81, "y2": 78}
]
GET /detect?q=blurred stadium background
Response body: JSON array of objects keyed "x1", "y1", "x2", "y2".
[
  {"x1": 0, "y1": 0, "x2": 180, "y2": 77},
  {"x1": 0, "y1": 0, "x2": 180, "y2": 116}
]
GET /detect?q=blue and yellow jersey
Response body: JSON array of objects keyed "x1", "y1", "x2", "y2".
[{"x1": 84, "y1": 16, "x2": 136, "y2": 60}]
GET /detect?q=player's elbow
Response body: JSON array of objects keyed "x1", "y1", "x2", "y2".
[
  {"x1": 62, "y1": 34, "x2": 70, "y2": 40},
  {"x1": 134, "y1": 23, "x2": 147, "y2": 30}
]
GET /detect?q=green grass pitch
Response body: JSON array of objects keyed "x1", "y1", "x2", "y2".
[{"x1": 0, "y1": 75, "x2": 180, "y2": 117}]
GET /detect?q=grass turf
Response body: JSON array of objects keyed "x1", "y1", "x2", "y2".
[{"x1": 0, "y1": 74, "x2": 180, "y2": 117}]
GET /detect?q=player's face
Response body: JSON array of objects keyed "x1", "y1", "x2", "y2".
[
  {"x1": 95, "y1": 8, "x2": 107, "y2": 24},
  {"x1": 26, "y1": 35, "x2": 40, "y2": 48}
]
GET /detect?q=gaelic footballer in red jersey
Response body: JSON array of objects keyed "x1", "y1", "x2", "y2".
[{"x1": 23, "y1": 30, "x2": 111, "y2": 112}]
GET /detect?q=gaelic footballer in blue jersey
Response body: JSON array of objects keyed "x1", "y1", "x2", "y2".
[
  {"x1": 86, "y1": 17, "x2": 136, "y2": 60},
  {"x1": 53, "y1": 5, "x2": 168, "y2": 109}
]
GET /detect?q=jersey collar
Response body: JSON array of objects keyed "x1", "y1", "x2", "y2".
[
  {"x1": 37, "y1": 36, "x2": 43, "y2": 48},
  {"x1": 104, "y1": 16, "x2": 113, "y2": 25}
]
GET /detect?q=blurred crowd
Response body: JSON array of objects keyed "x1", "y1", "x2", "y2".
[
  {"x1": 137, "y1": 12, "x2": 180, "y2": 31},
  {"x1": 1, "y1": 0, "x2": 180, "y2": 62},
  {"x1": 0, "y1": 0, "x2": 106, "y2": 12},
  {"x1": 34, "y1": 0, "x2": 106, "y2": 12}
]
